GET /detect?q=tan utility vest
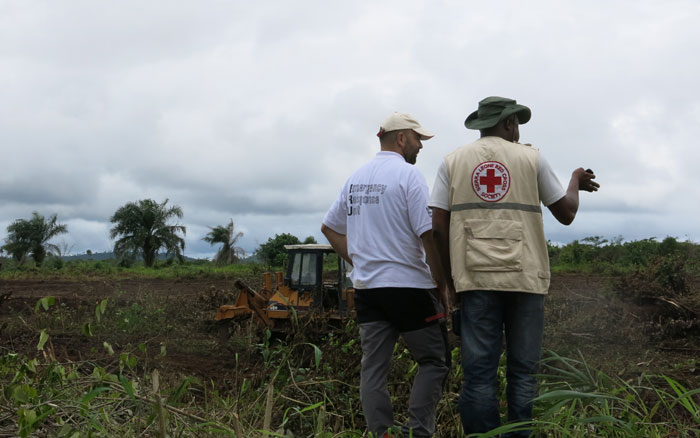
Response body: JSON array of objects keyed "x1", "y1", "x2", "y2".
[{"x1": 445, "y1": 136, "x2": 550, "y2": 294}]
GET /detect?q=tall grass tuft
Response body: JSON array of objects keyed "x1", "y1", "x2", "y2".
[{"x1": 515, "y1": 350, "x2": 700, "y2": 437}]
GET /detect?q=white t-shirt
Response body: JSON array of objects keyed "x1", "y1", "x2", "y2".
[
  {"x1": 323, "y1": 151, "x2": 435, "y2": 290},
  {"x1": 429, "y1": 152, "x2": 566, "y2": 210}
]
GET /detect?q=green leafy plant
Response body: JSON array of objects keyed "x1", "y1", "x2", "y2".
[
  {"x1": 202, "y1": 218, "x2": 246, "y2": 265},
  {"x1": 2, "y1": 212, "x2": 68, "y2": 266},
  {"x1": 34, "y1": 296, "x2": 55, "y2": 312},
  {"x1": 109, "y1": 198, "x2": 186, "y2": 267}
]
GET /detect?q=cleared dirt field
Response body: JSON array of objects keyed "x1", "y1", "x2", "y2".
[
  {"x1": 1, "y1": 274, "x2": 699, "y2": 388},
  {"x1": 0, "y1": 277, "x2": 247, "y2": 380}
]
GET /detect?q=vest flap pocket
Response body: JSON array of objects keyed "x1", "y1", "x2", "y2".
[
  {"x1": 463, "y1": 219, "x2": 523, "y2": 272},
  {"x1": 465, "y1": 219, "x2": 523, "y2": 240}
]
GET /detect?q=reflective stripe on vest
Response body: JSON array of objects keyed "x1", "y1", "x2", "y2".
[{"x1": 451, "y1": 202, "x2": 542, "y2": 214}]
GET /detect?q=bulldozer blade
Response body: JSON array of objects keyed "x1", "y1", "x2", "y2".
[{"x1": 231, "y1": 280, "x2": 274, "y2": 328}]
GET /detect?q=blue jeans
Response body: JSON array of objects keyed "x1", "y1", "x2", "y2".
[{"x1": 458, "y1": 291, "x2": 544, "y2": 438}]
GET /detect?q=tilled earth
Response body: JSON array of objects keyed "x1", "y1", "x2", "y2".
[
  {"x1": 1, "y1": 274, "x2": 699, "y2": 388},
  {"x1": 0, "y1": 277, "x2": 252, "y2": 382}
]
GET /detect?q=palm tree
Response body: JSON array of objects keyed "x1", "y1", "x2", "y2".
[
  {"x1": 202, "y1": 219, "x2": 245, "y2": 265},
  {"x1": 2, "y1": 212, "x2": 68, "y2": 265},
  {"x1": 109, "y1": 199, "x2": 186, "y2": 267}
]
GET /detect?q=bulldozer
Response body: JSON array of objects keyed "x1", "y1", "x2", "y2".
[{"x1": 215, "y1": 244, "x2": 355, "y2": 330}]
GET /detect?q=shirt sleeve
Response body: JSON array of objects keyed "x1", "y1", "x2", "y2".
[
  {"x1": 428, "y1": 159, "x2": 450, "y2": 210},
  {"x1": 322, "y1": 185, "x2": 348, "y2": 234},
  {"x1": 406, "y1": 167, "x2": 433, "y2": 237},
  {"x1": 538, "y1": 153, "x2": 566, "y2": 206}
]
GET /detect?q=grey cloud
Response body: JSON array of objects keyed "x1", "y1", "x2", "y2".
[
  {"x1": 2, "y1": 1, "x2": 700, "y2": 259},
  {"x1": 0, "y1": 172, "x2": 97, "y2": 205}
]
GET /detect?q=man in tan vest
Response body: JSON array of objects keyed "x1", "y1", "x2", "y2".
[{"x1": 429, "y1": 97, "x2": 599, "y2": 437}]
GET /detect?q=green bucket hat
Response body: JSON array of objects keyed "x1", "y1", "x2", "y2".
[{"x1": 464, "y1": 96, "x2": 531, "y2": 130}]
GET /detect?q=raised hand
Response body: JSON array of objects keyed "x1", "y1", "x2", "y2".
[{"x1": 576, "y1": 168, "x2": 600, "y2": 192}]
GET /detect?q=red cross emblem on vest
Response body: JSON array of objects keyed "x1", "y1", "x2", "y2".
[{"x1": 471, "y1": 161, "x2": 510, "y2": 202}]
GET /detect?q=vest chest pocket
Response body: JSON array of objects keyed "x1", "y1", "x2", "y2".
[{"x1": 463, "y1": 219, "x2": 523, "y2": 272}]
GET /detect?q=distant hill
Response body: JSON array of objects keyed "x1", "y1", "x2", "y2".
[
  {"x1": 61, "y1": 252, "x2": 201, "y2": 262},
  {"x1": 240, "y1": 253, "x2": 260, "y2": 264},
  {"x1": 61, "y1": 251, "x2": 115, "y2": 261}
]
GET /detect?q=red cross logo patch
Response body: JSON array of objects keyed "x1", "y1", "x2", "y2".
[{"x1": 471, "y1": 161, "x2": 510, "y2": 202}]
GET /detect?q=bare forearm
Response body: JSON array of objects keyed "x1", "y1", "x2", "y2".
[
  {"x1": 548, "y1": 168, "x2": 598, "y2": 225},
  {"x1": 421, "y1": 230, "x2": 452, "y2": 312},
  {"x1": 421, "y1": 231, "x2": 445, "y2": 291},
  {"x1": 559, "y1": 177, "x2": 581, "y2": 224},
  {"x1": 321, "y1": 224, "x2": 352, "y2": 265},
  {"x1": 431, "y1": 207, "x2": 456, "y2": 307},
  {"x1": 432, "y1": 208, "x2": 453, "y2": 286}
]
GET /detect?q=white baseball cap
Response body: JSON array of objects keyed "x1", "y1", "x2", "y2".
[{"x1": 377, "y1": 112, "x2": 434, "y2": 140}]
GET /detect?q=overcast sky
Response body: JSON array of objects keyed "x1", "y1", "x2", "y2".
[{"x1": 1, "y1": 1, "x2": 699, "y2": 259}]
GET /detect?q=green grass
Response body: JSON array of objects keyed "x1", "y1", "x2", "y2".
[
  {"x1": 2, "y1": 327, "x2": 699, "y2": 437},
  {"x1": 0, "y1": 258, "x2": 270, "y2": 280}
]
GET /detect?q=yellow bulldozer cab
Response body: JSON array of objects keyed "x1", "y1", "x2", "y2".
[{"x1": 215, "y1": 244, "x2": 354, "y2": 328}]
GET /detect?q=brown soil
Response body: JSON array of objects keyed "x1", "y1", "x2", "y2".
[
  {"x1": 545, "y1": 274, "x2": 700, "y2": 386},
  {"x1": 1, "y1": 274, "x2": 699, "y2": 387},
  {"x1": 0, "y1": 277, "x2": 250, "y2": 380}
]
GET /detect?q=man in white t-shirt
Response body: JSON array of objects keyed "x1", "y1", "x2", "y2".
[
  {"x1": 322, "y1": 112, "x2": 448, "y2": 438},
  {"x1": 430, "y1": 97, "x2": 599, "y2": 437}
]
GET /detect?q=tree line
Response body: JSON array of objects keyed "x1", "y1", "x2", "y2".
[
  {"x1": 0, "y1": 198, "x2": 316, "y2": 268},
  {"x1": 4, "y1": 199, "x2": 696, "y2": 273},
  {"x1": 547, "y1": 235, "x2": 699, "y2": 274}
]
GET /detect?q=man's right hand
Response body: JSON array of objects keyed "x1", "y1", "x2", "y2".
[
  {"x1": 548, "y1": 167, "x2": 599, "y2": 225},
  {"x1": 575, "y1": 167, "x2": 600, "y2": 192}
]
